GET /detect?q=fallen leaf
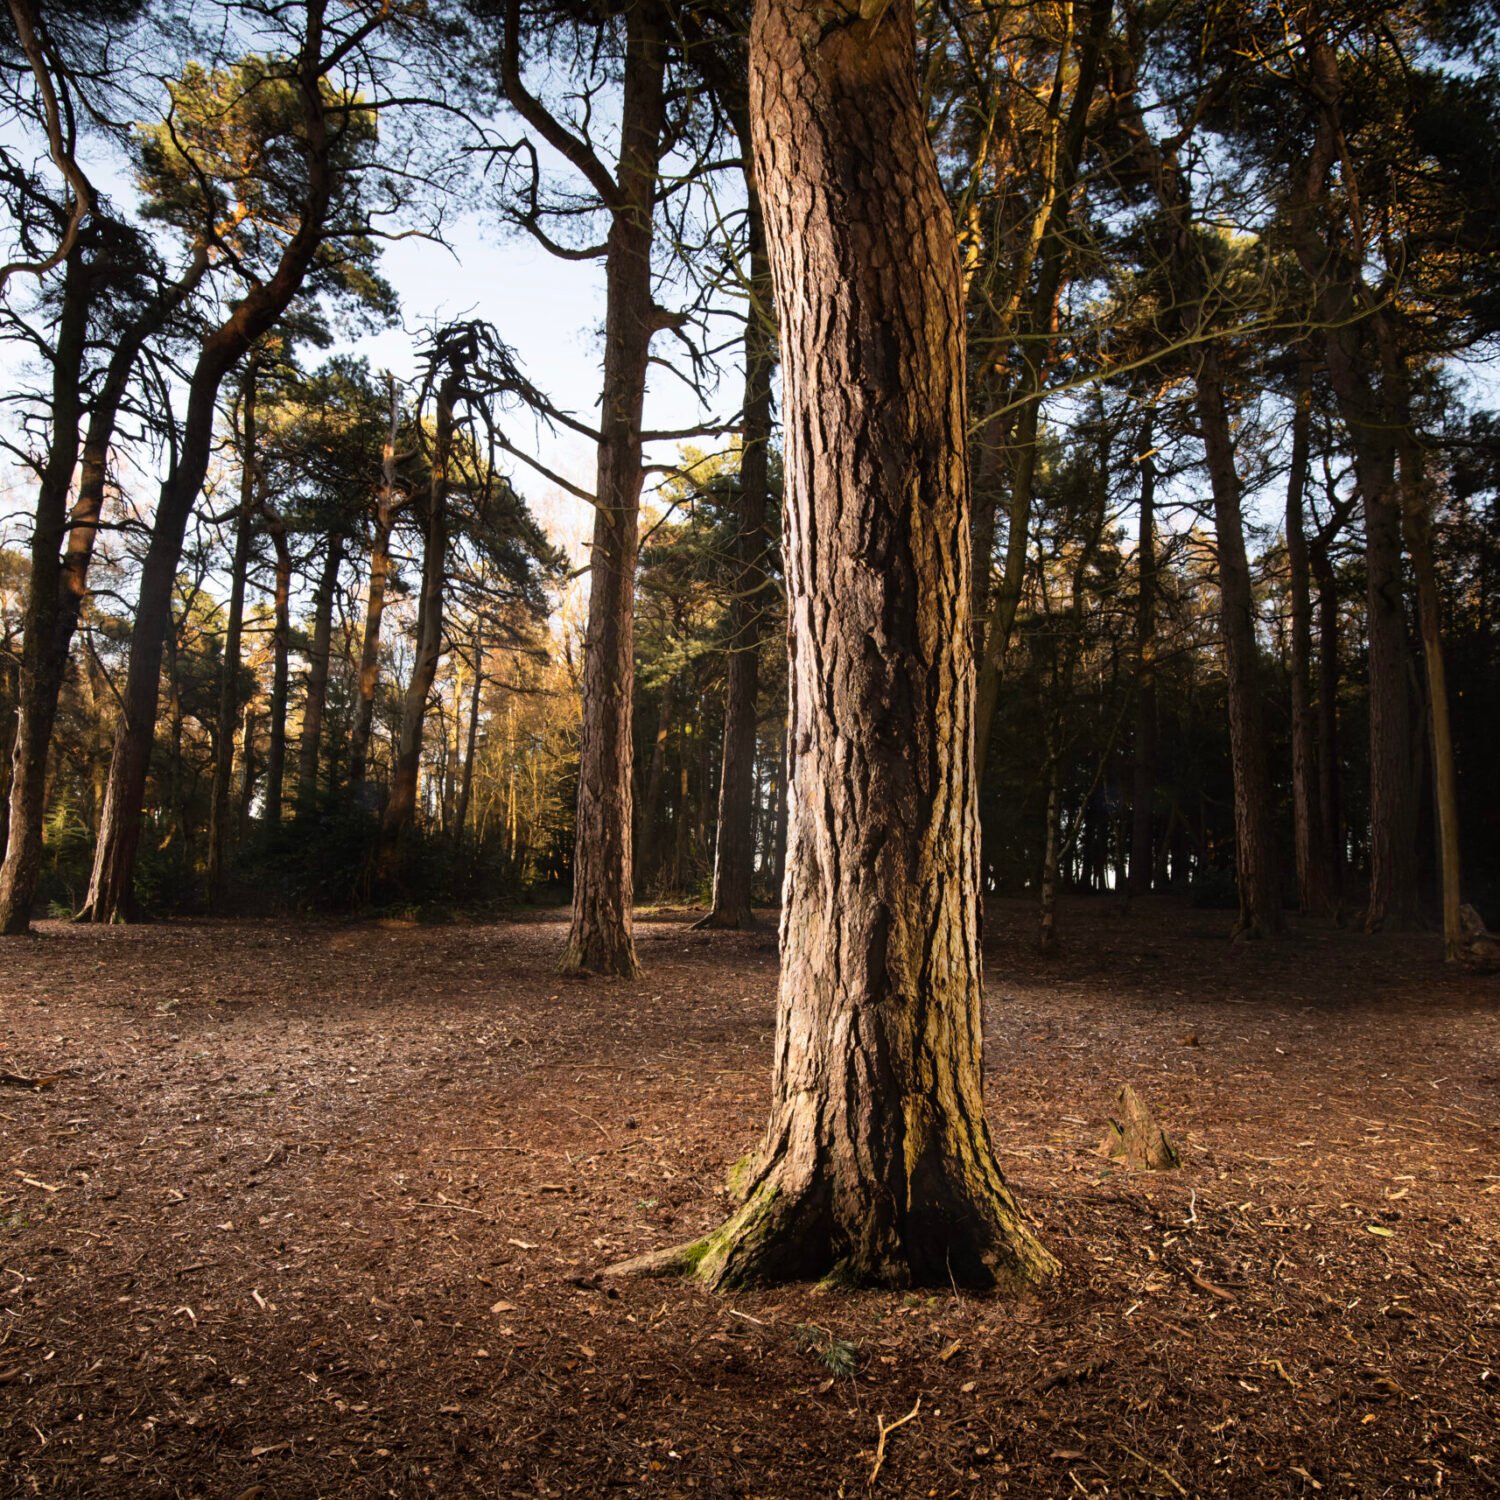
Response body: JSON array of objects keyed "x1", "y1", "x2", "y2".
[
  {"x1": 1364, "y1": 1225, "x2": 1396, "y2": 1238},
  {"x1": 490, "y1": 1300, "x2": 516, "y2": 1314}
]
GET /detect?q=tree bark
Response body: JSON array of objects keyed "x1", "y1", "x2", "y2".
[
  {"x1": 296, "y1": 532, "x2": 344, "y2": 813},
  {"x1": 558, "y1": 1, "x2": 667, "y2": 979},
  {"x1": 624, "y1": 0, "x2": 1055, "y2": 1290},
  {"x1": 207, "y1": 362, "x2": 258, "y2": 902},
  {"x1": 453, "y1": 627, "x2": 483, "y2": 846},
  {"x1": 698, "y1": 201, "x2": 774, "y2": 930}
]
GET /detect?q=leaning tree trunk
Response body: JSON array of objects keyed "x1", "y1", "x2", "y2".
[
  {"x1": 296, "y1": 533, "x2": 344, "y2": 813},
  {"x1": 697, "y1": 202, "x2": 774, "y2": 930},
  {"x1": 207, "y1": 363, "x2": 259, "y2": 902},
  {"x1": 619, "y1": 0, "x2": 1056, "y2": 1290},
  {"x1": 79, "y1": 15, "x2": 335, "y2": 922},
  {"x1": 1197, "y1": 349, "x2": 1283, "y2": 937},
  {"x1": 558, "y1": 0, "x2": 666, "y2": 978},
  {"x1": 0, "y1": 245, "x2": 88, "y2": 933},
  {"x1": 1128, "y1": 411, "x2": 1158, "y2": 897},
  {"x1": 1285, "y1": 362, "x2": 1335, "y2": 916},
  {"x1": 0, "y1": 243, "x2": 208, "y2": 932}
]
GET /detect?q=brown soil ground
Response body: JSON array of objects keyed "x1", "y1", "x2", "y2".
[{"x1": 1, "y1": 899, "x2": 1497, "y2": 1498}]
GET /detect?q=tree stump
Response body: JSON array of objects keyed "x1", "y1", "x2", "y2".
[
  {"x1": 1458, "y1": 905, "x2": 1500, "y2": 971},
  {"x1": 1097, "y1": 1084, "x2": 1181, "y2": 1170}
]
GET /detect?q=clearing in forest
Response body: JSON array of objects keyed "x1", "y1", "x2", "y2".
[{"x1": 1, "y1": 901, "x2": 1496, "y2": 1496}]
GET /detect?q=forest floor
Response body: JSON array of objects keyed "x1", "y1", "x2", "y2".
[{"x1": 0, "y1": 899, "x2": 1497, "y2": 1499}]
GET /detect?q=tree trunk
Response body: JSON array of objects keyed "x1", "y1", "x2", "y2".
[
  {"x1": 264, "y1": 510, "x2": 293, "y2": 829},
  {"x1": 383, "y1": 371, "x2": 457, "y2": 839},
  {"x1": 1309, "y1": 531, "x2": 1344, "y2": 902},
  {"x1": 0, "y1": 245, "x2": 88, "y2": 933},
  {"x1": 1197, "y1": 349, "x2": 1284, "y2": 936},
  {"x1": 296, "y1": 532, "x2": 344, "y2": 813},
  {"x1": 80, "y1": 9, "x2": 336, "y2": 922},
  {"x1": 1128, "y1": 412, "x2": 1157, "y2": 897},
  {"x1": 558, "y1": 0, "x2": 666, "y2": 978},
  {"x1": 454, "y1": 628, "x2": 483, "y2": 846},
  {"x1": 698, "y1": 203, "x2": 773, "y2": 930},
  {"x1": 1039, "y1": 745, "x2": 1061, "y2": 954},
  {"x1": 349, "y1": 376, "x2": 401, "y2": 798},
  {"x1": 1398, "y1": 434, "x2": 1463, "y2": 958},
  {"x1": 628, "y1": 0, "x2": 1055, "y2": 1290},
  {"x1": 1286, "y1": 362, "x2": 1335, "y2": 916},
  {"x1": 207, "y1": 363, "x2": 258, "y2": 903}
]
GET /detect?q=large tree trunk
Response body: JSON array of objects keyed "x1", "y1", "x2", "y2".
[
  {"x1": 206, "y1": 363, "x2": 259, "y2": 903},
  {"x1": 1197, "y1": 349, "x2": 1283, "y2": 936},
  {"x1": 296, "y1": 533, "x2": 344, "y2": 813},
  {"x1": 558, "y1": 1, "x2": 666, "y2": 979},
  {"x1": 624, "y1": 0, "x2": 1055, "y2": 1290},
  {"x1": 1128, "y1": 412, "x2": 1157, "y2": 896},
  {"x1": 697, "y1": 204, "x2": 774, "y2": 930},
  {"x1": 1286, "y1": 363, "x2": 1335, "y2": 916},
  {"x1": 348, "y1": 376, "x2": 401, "y2": 798}
]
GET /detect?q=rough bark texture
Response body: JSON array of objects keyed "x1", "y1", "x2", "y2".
[
  {"x1": 296, "y1": 534, "x2": 344, "y2": 812},
  {"x1": 1098, "y1": 1084, "x2": 1180, "y2": 1171},
  {"x1": 698, "y1": 205, "x2": 774, "y2": 930},
  {"x1": 623, "y1": 0, "x2": 1055, "y2": 1290},
  {"x1": 557, "y1": 1, "x2": 666, "y2": 979}
]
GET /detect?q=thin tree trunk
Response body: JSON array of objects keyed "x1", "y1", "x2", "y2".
[
  {"x1": 1197, "y1": 350, "x2": 1283, "y2": 936},
  {"x1": 1128, "y1": 412, "x2": 1157, "y2": 896},
  {"x1": 382, "y1": 393, "x2": 454, "y2": 840},
  {"x1": 634, "y1": 673, "x2": 676, "y2": 895},
  {"x1": 1286, "y1": 361, "x2": 1335, "y2": 916},
  {"x1": 633, "y1": 0, "x2": 1055, "y2": 1290},
  {"x1": 0, "y1": 244, "x2": 87, "y2": 933},
  {"x1": 207, "y1": 362, "x2": 258, "y2": 902},
  {"x1": 296, "y1": 532, "x2": 344, "y2": 813},
  {"x1": 1398, "y1": 434, "x2": 1463, "y2": 958},
  {"x1": 558, "y1": 0, "x2": 666, "y2": 979},
  {"x1": 349, "y1": 376, "x2": 401, "y2": 798},
  {"x1": 264, "y1": 509, "x2": 293, "y2": 829},
  {"x1": 1039, "y1": 745, "x2": 1061, "y2": 953},
  {"x1": 698, "y1": 200, "x2": 773, "y2": 929},
  {"x1": 454, "y1": 627, "x2": 483, "y2": 845}
]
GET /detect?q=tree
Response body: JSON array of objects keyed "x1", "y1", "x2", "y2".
[
  {"x1": 619, "y1": 0, "x2": 1055, "y2": 1289},
  {"x1": 81, "y1": 9, "x2": 396, "y2": 921}
]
